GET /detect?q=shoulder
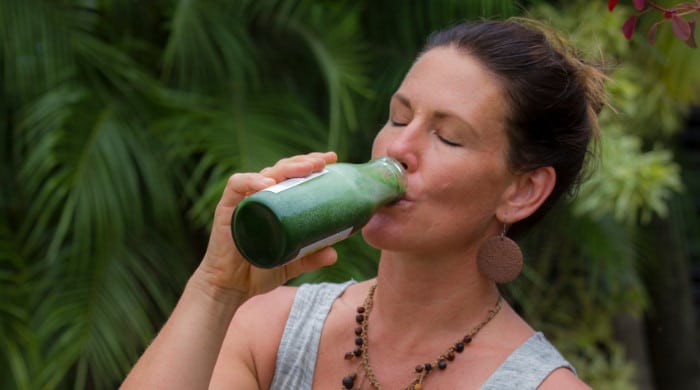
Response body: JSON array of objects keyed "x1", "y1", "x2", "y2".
[
  {"x1": 480, "y1": 309, "x2": 587, "y2": 390},
  {"x1": 229, "y1": 285, "x2": 300, "y2": 352},
  {"x1": 539, "y1": 367, "x2": 591, "y2": 390},
  {"x1": 235, "y1": 284, "x2": 299, "y2": 326},
  {"x1": 211, "y1": 285, "x2": 299, "y2": 389},
  {"x1": 514, "y1": 332, "x2": 590, "y2": 390},
  {"x1": 212, "y1": 281, "x2": 356, "y2": 388}
]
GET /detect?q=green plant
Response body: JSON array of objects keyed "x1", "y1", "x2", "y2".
[{"x1": 0, "y1": 1, "x2": 519, "y2": 388}]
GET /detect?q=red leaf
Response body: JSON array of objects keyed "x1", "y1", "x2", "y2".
[
  {"x1": 608, "y1": 0, "x2": 619, "y2": 11},
  {"x1": 671, "y1": 15, "x2": 692, "y2": 41},
  {"x1": 633, "y1": 0, "x2": 646, "y2": 10},
  {"x1": 685, "y1": 17, "x2": 697, "y2": 48},
  {"x1": 648, "y1": 21, "x2": 662, "y2": 44},
  {"x1": 623, "y1": 15, "x2": 638, "y2": 40}
]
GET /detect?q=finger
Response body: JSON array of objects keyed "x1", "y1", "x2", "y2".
[
  {"x1": 260, "y1": 152, "x2": 338, "y2": 182},
  {"x1": 284, "y1": 247, "x2": 338, "y2": 280},
  {"x1": 310, "y1": 151, "x2": 338, "y2": 164},
  {"x1": 216, "y1": 173, "x2": 276, "y2": 214}
]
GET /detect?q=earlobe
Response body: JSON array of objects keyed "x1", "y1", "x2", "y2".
[{"x1": 498, "y1": 166, "x2": 556, "y2": 223}]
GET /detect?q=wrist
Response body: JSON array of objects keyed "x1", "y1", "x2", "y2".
[{"x1": 187, "y1": 265, "x2": 249, "y2": 310}]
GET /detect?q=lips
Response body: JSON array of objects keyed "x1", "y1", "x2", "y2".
[{"x1": 390, "y1": 195, "x2": 412, "y2": 207}]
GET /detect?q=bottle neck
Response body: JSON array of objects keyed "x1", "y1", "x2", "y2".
[{"x1": 360, "y1": 157, "x2": 406, "y2": 196}]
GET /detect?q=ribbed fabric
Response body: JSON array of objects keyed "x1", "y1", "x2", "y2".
[
  {"x1": 269, "y1": 281, "x2": 354, "y2": 389},
  {"x1": 270, "y1": 282, "x2": 575, "y2": 389},
  {"x1": 480, "y1": 331, "x2": 576, "y2": 389}
]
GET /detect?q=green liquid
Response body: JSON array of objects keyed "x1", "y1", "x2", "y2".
[{"x1": 232, "y1": 157, "x2": 405, "y2": 268}]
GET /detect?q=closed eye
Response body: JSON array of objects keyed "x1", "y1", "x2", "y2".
[
  {"x1": 391, "y1": 120, "x2": 408, "y2": 127},
  {"x1": 433, "y1": 131, "x2": 461, "y2": 147}
]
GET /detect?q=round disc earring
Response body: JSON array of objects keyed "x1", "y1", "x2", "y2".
[{"x1": 476, "y1": 224, "x2": 523, "y2": 284}]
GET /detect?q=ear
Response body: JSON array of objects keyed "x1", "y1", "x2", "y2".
[{"x1": 496, "y1": 166, "x2": 556, "y2": 224}]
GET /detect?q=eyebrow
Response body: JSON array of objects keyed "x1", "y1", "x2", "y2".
[{"x1": 392, "y1": 92, "x2": 479, "y2": 135}]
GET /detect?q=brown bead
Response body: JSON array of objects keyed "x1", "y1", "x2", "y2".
[
  {"x1": 357, "y1": 306, "x2": 365, "y2": 313},
  {"x1": 414, "y1": 384, "x2": 423, "y2": 390},
  {"x1": 415, "y1": 364, "x2": 424, "y2": 373},
  {"x1": 344, "y1": 352, "x2": 354, "y2": 360},
  {"x1": 355, "y1": 314, "x2": 364, "y2": 323},
  {"x1": 354, "y1": 326, "x2": 362, "y2": 336},
  {"x1": 463, "y1": 334, "x2": 473, "y2": 344}
]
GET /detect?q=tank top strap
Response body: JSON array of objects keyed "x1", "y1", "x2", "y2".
[
  {"x1": 480, "y1": 331, "x2": 576, "y2": 389},
  {"x1": 269, "y1": 280, "x2": 355, "y2": 390}
]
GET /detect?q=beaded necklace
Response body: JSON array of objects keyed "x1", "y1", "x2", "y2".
[{"x1": 342, "y1": 284, "x2": 502, "y2": 390}]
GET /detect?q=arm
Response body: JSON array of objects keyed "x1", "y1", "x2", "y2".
[{"x1": 121, "y1": 152, "x2": 338, "y2": 389}]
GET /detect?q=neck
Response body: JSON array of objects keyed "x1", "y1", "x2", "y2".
[{"x1": 373, "y1": 251, "x2": 501, "y2": 339}]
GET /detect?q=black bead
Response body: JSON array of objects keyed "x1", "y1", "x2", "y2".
[
  {"x1": 342, "y1": 374, "x2": 356, "y2": 389},
  {"x1": 353, "y1": 348, "x2": 362, "y2": 357},
  {"x1": 355, "y1": 314, "x2": 365, "y2": 323},
  {"x1": 455, "y1": 342, "x2": 465, "y2": 352},
  {"x1": 355, "y1": 337, "x2": 363, "y2": 346},
  {"x1": 438, "y1": 359, "x2": 447, "y2": 369},
  {"x1": 424, "y1": 363, "x2": 433, "y2": 371}
]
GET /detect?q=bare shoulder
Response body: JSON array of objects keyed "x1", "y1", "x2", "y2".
[
  {"x1": 210, "y1": 285, "x2": 299, "y2": 390},
  {"x1": 233, "y1": 285, "x2": 299, "y2": 326},
  {"x1": 539, "y1": 367, "x2": 591, "y2": 390}
]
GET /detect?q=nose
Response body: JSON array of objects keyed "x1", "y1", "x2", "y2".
[{"x1": 384, "y1": 124, "x2": 422, "y2": 173}]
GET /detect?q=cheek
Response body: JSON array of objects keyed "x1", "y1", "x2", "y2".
[
  {"x1": 427, "y1": 166, "x2": 501, "y2": 209},
  {"x1": 429, "y1": 168, "x2": 465, "y2": 196}
]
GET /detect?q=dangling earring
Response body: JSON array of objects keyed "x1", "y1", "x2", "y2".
[{"x1": 476, "y1": 224, "x2": 523, "y2": 284}]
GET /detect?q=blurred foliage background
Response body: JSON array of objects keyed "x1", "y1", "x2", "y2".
[{"x1": 1, "y1": 0, "x2": 698, "y2": 389}]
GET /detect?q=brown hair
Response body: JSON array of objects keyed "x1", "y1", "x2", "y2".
[{"x1": 421, "y1": 18, "x2": 608, "y2": 237}]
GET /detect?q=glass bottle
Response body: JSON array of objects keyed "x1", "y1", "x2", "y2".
[{"x1": 231, "y1": 157, "x2": 406, "y2": 268}]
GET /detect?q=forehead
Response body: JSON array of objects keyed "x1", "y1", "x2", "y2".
[{"x1": 396, "y1": 46, "x2": 507, "y2": 123}]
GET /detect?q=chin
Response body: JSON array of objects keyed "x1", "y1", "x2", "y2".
[{"x1": 361, "y1": 216, "x2": 405, "y2": 251}]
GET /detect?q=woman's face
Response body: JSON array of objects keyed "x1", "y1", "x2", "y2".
[{"x1": 362, "y1": 46, "x2": 517, "y2": 257}]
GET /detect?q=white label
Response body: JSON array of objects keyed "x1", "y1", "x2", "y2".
[
  {"x1": 295, "y1": 227, "x2": 354, "y2": 259},
  {"x1": 263, "y1": 169, "x2": 328, "y2": 194}
]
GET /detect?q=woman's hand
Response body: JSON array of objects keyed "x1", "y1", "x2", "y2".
[{"x1": 195, "y1": 151, "x2": 339, "y2": 300}]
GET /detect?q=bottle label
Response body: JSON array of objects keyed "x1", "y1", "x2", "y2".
[
  {"x1": 296, "y1": 226, "x2": 353, "y2": 259},
  {"x1": 263, "y1": 169, "x2": 328, "y2": 194}
]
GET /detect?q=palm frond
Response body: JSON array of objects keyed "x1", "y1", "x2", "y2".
[
  {"x1": 12, "y1": 81, "x2": 190, "y2": 387},
  {"x1": 162, "y1": 0, "x2": 259, "y2": 95},
  {"x1": 154, "y1": 90, "x2": 328, "y2": 228},
  {"x1": 0, "y1": 0, "x2": 75, "y2": 103},
  {"x1": 0, "y1": 224, "x2": 37, "y2": 390},
  {"x1": 32, "y1": 232, "x2": 189, "y2": 389}
]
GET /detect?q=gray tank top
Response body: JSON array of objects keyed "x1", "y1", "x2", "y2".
[{"x1": 269, "y1": 282, "x2": 576, "y2": 389}]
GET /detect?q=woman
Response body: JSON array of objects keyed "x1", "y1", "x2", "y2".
[{"x1": 122, "y1": 19, "x2": 605, "y2": 389}]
